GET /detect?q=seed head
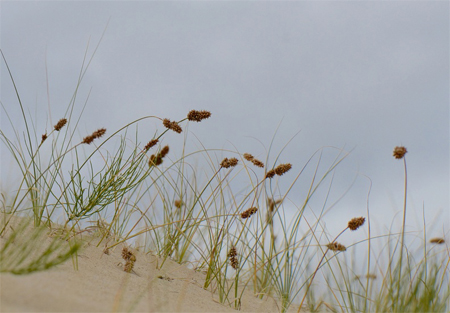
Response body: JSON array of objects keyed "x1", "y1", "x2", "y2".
[
  {"x1": 243, "y1": 153, "x2": 254, "y2": 161},
  {"x1": 54, "y1": 118, "x2": 67, "y2": 131},
  {"x1": 122, "y1": 247, "x2": 134, "y2": 261},
  {"x1": 241, "y1": 207, "x2": 258, "y2": 219},
  {"x1": 144, "y1": 139, "x2": 159, "y2": 151},
  {"x1": 393, "y1": 146, "x2": 407, "y2": 159},
  {"x1": 265, "y1": 169, "x2": 276, "y2": 179},
  {"x1": 149, "y1": 154, "x2": 163, "y2": 167},
  {"x1": 187, "y1": 110, "x2": 211, "y2": 122},
  {"x1": 348, "y1": 217, "x2": 365, "y2": 231},
  {"x1": 220, "y1": 157, "x2": 238, "y2": 168},
  {"x1": 82, "y1": 128, "x2": 106, "y2": 144},
  {"x1": 163, "y1": 118, "x2": 182, "y2": 133},
  {"x1": 326, "y1": 242, "x2": 347, "y2": 252},
  {"x1": 251, "y1": 159, "x2": 265, "y2": 168},
  {"x1": 124, "y1": 260, "x2": 134, "y2": 273},
  {"x1": 430, "y1": 238, "x2": 445, "y2": 244},
  {"x1": 160, "y1": 145, "x2": 170, "y2": 158},
  {"x1": 41, "y1": 133, "x2": 48, "y2": 144},
  {"x1": 174, "y1": 199, "x2": 183, "y2": 208},
  {"x1": 274, "y1": 163, "x2": 292, "y2": 176},
  {"x1": 228, "y1": 247, "x2": 239, "y2": 270}
]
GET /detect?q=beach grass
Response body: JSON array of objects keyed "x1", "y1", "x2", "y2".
[{"x1": 1, "y1": 46, "x2": 449, "y2": 312}]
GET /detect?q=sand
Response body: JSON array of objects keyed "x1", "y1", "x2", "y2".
[{"x1": 0, "y1": 219, "x2": 303, "y2": 313}]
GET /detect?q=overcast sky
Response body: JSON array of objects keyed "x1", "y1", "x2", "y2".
[{"x1": 1, "y1": 1, "x2": 448, "y2": 240}]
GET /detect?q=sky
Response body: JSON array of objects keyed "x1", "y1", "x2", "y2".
[{"x1": 1, "y1": 1, "x2": 449, "y2": 243}]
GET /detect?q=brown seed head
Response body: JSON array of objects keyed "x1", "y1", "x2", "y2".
[
  {"x1": 93, "y1": 128, "x2": 106, "y2": 139},
  {"x1": 174, "y1": 199, "x2": 183, "y2": 208},
  {"x1": 228, "y1": 247, "x2": 239, "y2": 270},
  {"x1": 274, "y1": 163, "x2": 292, "y2": 176},
  {"x1": 122, "y1": 247, "x2": 133, "y2": 261},
  {"x1": 241, "y1": 207, "x2": 258, "y2": 219},
  {"x1": 41, "y1": 133, "x2": 48, "y2": 144},
  {"x1": 243, "y1": 153, "x2": 254, "y2": 161},
  {"x1": 430, "y1": 238, "x2": 445, "y2": 244},
  {"x1": 393, "y1": 146, "x2": 407, "y2": 159},
  {"x1": 265, "y1": 169, "x2": 276, "y2": 179},
  {"x1": 160, "y1": 145, "x2": 170, "y2": 158},
  {"x1": 326, "y1": 242, "x2": 347, "y2": 252},
  {"x1": 124, "y1": 260, "x2": 134, "y2": 273},
  {"x1": 220, "y1": 157, "x2": 239, "y2": 168},
  {"x1": 187, "y1": 110, "x2": 211, "y2": 122},
  {"x1": 82, "y1": 128, "x2": 106, "y2": 144},
  {"x1": 144, "y1": 139, "x2": 159, "y2": 151},
  {"x1": 251, "y1": 159, "x2": 265, "y2": 168},
  {"x1": 54, "y1": 118, "x2": 67, "y2": 131},
  {"x1": 149, "y1": 154, "x2": 163, "y2": 167},
  {"x1": 348, "y1": 217, "x2": 365, "y2": 231},
  {"x1": 163, "y1": 118, "x2": 182, "y2": 133}
]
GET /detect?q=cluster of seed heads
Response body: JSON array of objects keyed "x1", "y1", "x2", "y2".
[
  {"x1": 326, "y1": 242, "x2": 347, "y2": 252},
  {"x1": 241, "y1": 207, "x2": 258, "y2": 219},
  {"x1": 122, "y1": 247, "x2": 137, "y2": 273},
  {"x1": 82, "y1": 128, "x2": 106, "y2": 145},
  {"x1": 220, "y1": 157, "x2": 239, "y2": 169},
  {"x1": 265, "y1": 163, "x2": 292, "y2": 179},
  {"x1": 144, "y1": 139, "x2": 159, "y2": 151},
  {"x1": 163, "y1": 118, "x2": 182, "y2": 133},
  {"x1": 149, "y1": 145, "x2": 169, "y2": 167},
  {"x1": 187, "y1": 110, "x2": 211, "y2": 122},
  {"x1": 54, "y1": 118, "x2": 68, "y2": 131},
  {"x1": 393, "y1": 146, "x2": 407, "y2": 159},
  {"x1": 348, "y1": 217, "x2": 365, "y2": 231},
  {"x1": 228, "y1": 247, "x2": 239, "y2": 270},
  {"x1": 243, "y1": 153, "x2": 264, "y2": 168}
]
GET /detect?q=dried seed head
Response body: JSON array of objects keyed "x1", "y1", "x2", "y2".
[
  {"x1": 160, "y1": 145, "x2": 170, "y2": 158},
  {"x1": 122, "y1": 247, "x2": 134, "y2": 261},
  {"x1": 228, "y1": 247, "x2": 237, "y2": 258},
  {"x1": 41, "y1": 133, "x2": 48, "y2": 144},
  {"x1": 148, "y1": 146, "x2": 169, "y2": 167},
  {"x1": 82, "y1": 128, "x2": 106, "y2": 144},
  {"x1": 163, "y1": 118, "x2": 182, "y2": 133},
  {"x1": 174, "y1": 199, "x2": 183, "y2": 208},
  {"x1": 93, "y1": 128, "x2": 106, "y2": 139},
  {"x1": 265, "y1": 169, "x2": 276, "y2": 179},
  {"x1": 251, "y1": 159, "x2": 265, "y2": 168},
  {"x1": 228, "y1": 247, "x2": 239, "y2": 270},
  {"x1": 241, "y1": 207, "x2": 258, "y2": 219},
  {"x1": 149, "y1": 154, "x2": 163, "y2": 167},
  {"x1": 243, "y1": 153, "x2": 254, "y2": 161},
  {"x1": 430, "y1": 238, "x2": 445, "y2": 244},
  {"x1": 220, "y1": 157, "x2": 239, "y2": 168},
  {"x1": 393, "y1": 146, "x2": 407, "y2": 159},
  {"x1": 124, "y1": 260, "x2": 134, "y2": 273},
  {"x1": 187, "y1": 110, "x2": 211, "y2": 122},
  {"x1": 348, "y1": 217, "x2": 365, "y2": 231},
  {"x1": 54, "y1": 118, "x2": 67, "y2": 131},
  {"x1": 274, "y1": 163, "x2": 292, "y2": 176},
  {"x1": 144, "y1": 139, "x2": 159, "y2": 151},
  {"x1": 326, "y1": 242, "x2": 347, "y2": 252}
]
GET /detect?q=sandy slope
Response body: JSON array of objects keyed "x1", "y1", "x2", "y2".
[{"x1": 0, "y1": 224, "x2": 302, "y2": 313}]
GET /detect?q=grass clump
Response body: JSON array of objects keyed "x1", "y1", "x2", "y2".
[{"x1": 0, "y1": 46, "x2": 448, "y2": 313}]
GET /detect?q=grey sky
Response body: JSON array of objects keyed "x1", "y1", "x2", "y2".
[{"x1": 1, "y1": 1, "x2": 448, "y2": 238}]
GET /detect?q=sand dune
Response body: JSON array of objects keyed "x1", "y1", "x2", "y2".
[{"x1": 1, "y1": 228, "x2": 302, "y2": 312}]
